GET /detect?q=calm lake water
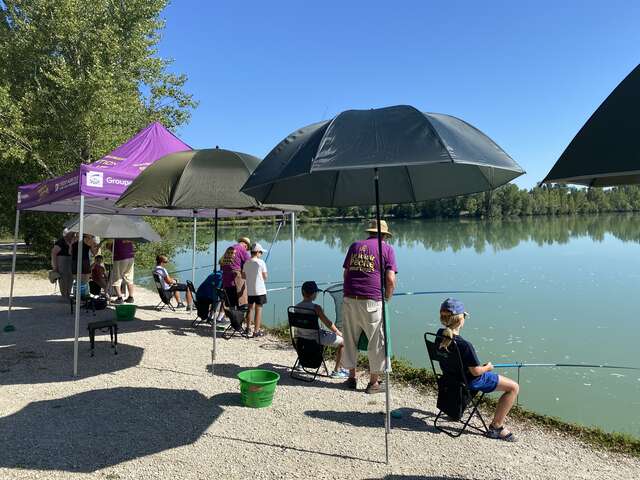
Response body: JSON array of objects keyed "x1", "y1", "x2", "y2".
[{"x1": 165, "y1": 214, "x2": 640, "y2": 436}]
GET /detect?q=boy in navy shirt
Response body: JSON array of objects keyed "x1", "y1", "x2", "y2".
[{"x1": 437, "y1": 298, "x2": 519, "y2": 442}]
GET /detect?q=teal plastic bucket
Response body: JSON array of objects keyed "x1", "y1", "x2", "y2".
[{"x1": 237, "y1": 369, "x2": 280, "y2": 408}]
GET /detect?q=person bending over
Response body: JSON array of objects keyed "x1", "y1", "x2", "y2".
[
  {"x1": 153, "y1": 254, "x2": 193, "y2": 311},
  {"x1": 91, "y1": 255, "x2": 109, "y2": 292},
  {"x1": 294, "y1": 281, "x2": 347, "y2": 379},
  {"x1": 437, "y1": 298, "x2": 519, "y2": 442}
]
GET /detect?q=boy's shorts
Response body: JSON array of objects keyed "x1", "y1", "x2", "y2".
[
  {"x1": 469, "y1": 371, "x2": 499, "y2": 393},
  {"x1": 248, "y1": 294, "x2": 267, "y2": 305},
  {"x1": 318, "y1": 330, "x2": 344, "y2": 347}
]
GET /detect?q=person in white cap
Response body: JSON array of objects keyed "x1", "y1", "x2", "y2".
[{"x1": 242, "y1": 242, "x2": 268, "y2": 337}]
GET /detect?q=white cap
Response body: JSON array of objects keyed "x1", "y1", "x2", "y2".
[{"x1": 251, "y1": 242, "x2": 267, "y2": 253}]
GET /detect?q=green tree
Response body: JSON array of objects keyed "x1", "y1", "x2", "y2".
[{"x1": 0, "y1": 0, "x2": 196, "y2": 252}]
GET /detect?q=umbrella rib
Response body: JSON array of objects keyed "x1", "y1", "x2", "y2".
[
  {"x1": 329, "y1": 170, "x2": 340, "y2": 207},
  {"x1": 404, "y1": 165, "x2": 417, "y2": 202}
]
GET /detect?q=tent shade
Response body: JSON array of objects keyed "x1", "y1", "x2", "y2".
[
  {"x1": 17, "y1": 122, "x2": 192, "y2": 211},
  {"x1": 543, "y1": 64, "x2": 640, "y2": 187},
  {"x1": 65, "y1": 215, "x2": 161, "y2": 243},
  {"x1": 242, "y1": 105, "x2": 524, "y2": 207}
]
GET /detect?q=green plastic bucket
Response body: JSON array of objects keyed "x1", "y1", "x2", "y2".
[
  {"x1": 237, "y1": 369, "x2": 280, "y2": 408},
  {"x1": 115, "y1": 304, "x2": 136, "y2": 321}
]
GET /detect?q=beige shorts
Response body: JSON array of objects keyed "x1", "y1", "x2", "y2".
[
  {"x1": 341, "y1": 296, "x2": 385, "y2": 374},
  {"x1": 112, "y1": 258, "x2": 134, "y2": 287}
]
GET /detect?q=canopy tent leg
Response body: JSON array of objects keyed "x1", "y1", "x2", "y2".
[
  {"x1": 73, "y1": 195, "x2": 85, "y2": 377},
  {"x1": 4, "y1": 208, "x2": 20, "y2": 333},
  {"x1": 374, "y1": 168, "x2": 391, "y2": 465},
  {"x1": 192, "y1": 213, "x2": 197, "y2": 285},
  {"x1": 290, "y1": 211, "x2": 296, "y2": 307},
  {"x1": 211, "y1": 208, "x2": 218, "y2": 375}
]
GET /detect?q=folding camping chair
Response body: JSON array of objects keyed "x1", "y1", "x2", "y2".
[
  {"x1": 153, "y1": 273, "x2": 175, "y2": 312},
  {"x1": 424, "y1": 332, "x2": 489, "y2": 437},
  {"x1": 217, "y1": 288, "x2": 249, "y2": 339},
  {"x1": 287, "y1": 306, "x2": 330, "y2": 382}
]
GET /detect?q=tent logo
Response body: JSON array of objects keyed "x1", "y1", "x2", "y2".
[{"x1": 86, "y1": 171, "x2": 104, "y2": 188}]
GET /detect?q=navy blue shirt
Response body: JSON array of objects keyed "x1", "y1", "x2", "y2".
[
  {"x1": 197, "y1": 271, "x2": 222, "y2": 302},
  {"x1": 436, "y1": 328, "x2": 481, "y2": 383}
]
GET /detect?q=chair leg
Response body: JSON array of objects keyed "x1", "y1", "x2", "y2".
[
  {"x1": 113, "y1": 325, "x2": 118, "y2": 355},
  {"x1": 89, "y1": 328, "x2": 95, "y2": 357}
]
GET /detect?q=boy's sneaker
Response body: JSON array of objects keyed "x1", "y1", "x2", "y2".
[
  {"x1": 186, "y1": 304, "x2": 193, "y2": 312},
  {"x1": 176, "y1": 302, "x2": 186, "y2": 309},
  {"x1": 125, "y1": 297, "x2": 134, "y2": 304},
  {"x1": 331, "y1": 370, "x2": 349, "y2": 379},
  {"x1": 114, "y1": 297, "x2": 124, "y2": 305}
]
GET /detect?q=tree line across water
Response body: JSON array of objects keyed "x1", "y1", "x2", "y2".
[{"x1": 295, "y1": 184, "x2": 640, "y2": 221}]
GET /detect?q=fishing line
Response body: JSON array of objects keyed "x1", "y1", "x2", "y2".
[{"x1": 494, "y1": 362, "x2": 640, "y2": 371}]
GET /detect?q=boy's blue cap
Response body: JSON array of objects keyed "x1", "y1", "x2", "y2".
[
  {"x1": 302, "y1": 281, "x2": 322, "y2": 294},
  {"x1": 440, "y1": 298, "x2": 465, "y2": 315}
]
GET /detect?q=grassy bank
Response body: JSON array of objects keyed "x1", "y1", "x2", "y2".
[{"x1": 265, "y1": 325, "x2": 640, "y2": 458}]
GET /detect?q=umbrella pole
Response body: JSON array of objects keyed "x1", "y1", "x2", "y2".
[
  {"x1": 73, "y1": 195, "x2": 85, "y2": 377},
  {"x1": 291, "y1": 211, "x2": 296, "y2": 306},
  {"x1": 4, "y1": 208, "x2": 20, "y2": 332},
  {"x1": 192, "y1": 213, "x2": 197, "y2": 285},
  {"x1": 211, "y1": 208, "x2": 218, "y2": 375},
  {"x1": 374, "y1": 168, "x2": 391, "y2": 465}
]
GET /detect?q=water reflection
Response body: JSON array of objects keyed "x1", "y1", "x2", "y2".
[{"x1": 186, "y1": 213, "x2": 640, "y2": 254}]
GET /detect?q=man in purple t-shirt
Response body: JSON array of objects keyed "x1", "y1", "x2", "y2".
[
  {"x1": 342, "y1": 220, "x2": 397, "y2": 394},
  {"x1": 219, "y1": 236, "x2": 251, "y2": 307},
  {"x1": 111, "y1": 239, "x2": 135, "y2": 304}
]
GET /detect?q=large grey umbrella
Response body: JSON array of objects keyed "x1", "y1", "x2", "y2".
[
  {"x1": 543, "y1": 64, "x2": 640, "y2": 186},
  {"x1": 65, "y1": 214, "x2": 161, "y2": 243},
  {"x1": 241, "y1": 104, "x2": 524, "y2": 464}
]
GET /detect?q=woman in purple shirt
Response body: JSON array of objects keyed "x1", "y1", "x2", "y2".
[
  {"x1": 342, "y1": 220, "x2": 397, "y2": 394},
  {"x1": 219, "y1": 236, "x2": 251, "y2": 307}
]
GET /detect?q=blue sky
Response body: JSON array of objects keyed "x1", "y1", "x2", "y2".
[{"x1": 158, "y1": 1, "x2": 640, "y2": 188}]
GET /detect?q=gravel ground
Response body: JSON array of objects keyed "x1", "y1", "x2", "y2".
[{"x1": 1, "y1": 273, "x2": 639, "y2": 480}]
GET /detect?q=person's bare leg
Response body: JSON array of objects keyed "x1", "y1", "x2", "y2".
[
  {"x1": 369, "y1": 373, "x2": 380, "y2": 385},
  {"x1": 126, "y1": 282, "x2": 135, "y2": 298},
  {"x1": 491, "y1": 375, "x2": 520, "y2": 430},
  {"x1": 173, "y1": 291, "x2": 181, "y2": 303},
  {"x1": 186, "y1": 289, "x2": 193, "y2": 306},
  {"x1": 254, "y1": 304, "x2": 263, "y2": 332},
  {"x1": 334, "y1": 345, "x2": 343, "y2": 371},
  {"x1": 245, "y1": 303, "x2": 254, "y2": 332},
  {"x1": 114, "y1": 284, "x2": 123, "y2": 298}
]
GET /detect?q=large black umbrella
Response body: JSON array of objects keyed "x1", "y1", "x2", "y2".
[
  {"x1": 241, "y1": 104, "x2": 524, "y2": 463},
  {"x1": 543, "y1": 64, "x2": 640, "y2": 186}
]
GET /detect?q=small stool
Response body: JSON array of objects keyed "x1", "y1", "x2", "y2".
[{"x1": 87, "y1": 320, "x2": 118, "y2": 357}]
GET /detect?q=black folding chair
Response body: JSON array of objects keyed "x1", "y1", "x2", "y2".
[
  {"x1": 288, "y1": 306, "x2": 329, "y2": 382},
  {"x1": 153, "y1": 273, "x2": 175, "y2": 312},
  {"x1": 217, "y1": 288, "x2": 248, "y2": 339},
  {"x1": 424, "y1": 332, "x2": 489, "y2": 437}
]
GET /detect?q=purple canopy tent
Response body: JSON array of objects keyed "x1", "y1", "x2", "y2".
[{"x1": 6, "y1": 122, "x2": 299, "y2": 377}]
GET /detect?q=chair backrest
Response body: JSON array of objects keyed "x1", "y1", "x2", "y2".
[
  {"x1": 424, "y1": 331, "x2": 473, "y2": 421},
  {"x1": 152, "y1": 273, "x2": 172, "y2": 304},
  {"x1": 216, "y1": 287, "x2": 246, "y2": 331},
  {"x1": 424, "y1": 332, "x2": 467, "y2": 384},
  {"x1": 287, "y1": 306, "x2": 324, "y2": 368}
]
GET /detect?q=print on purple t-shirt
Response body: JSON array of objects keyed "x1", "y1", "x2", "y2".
[
  {"x1": 113, "y1": 239, "x2": 135, "y2": 261},
  {"x1": 220, "y1": 243, "x2": 251, "y2": 288},
  {"x1": 343, "y1": 238, "x2": 398, "y2": 301}
]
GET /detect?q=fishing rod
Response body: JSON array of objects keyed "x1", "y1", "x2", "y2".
[
  {"x1": 264, "y1": 220, "x2": 284, "y2": 264},
  {"x1": 494, "y1": 362, "x2": 640, "y2": 371}
]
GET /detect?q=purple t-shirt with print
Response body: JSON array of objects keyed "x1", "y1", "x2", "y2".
[
  {"x1": 220, "y1": 243, "x2": 251, "y2": 288},
  {"x1": 113, "y1": 239, "x2": 134, "y2": 261},
  {"x1": 343, "y1": 238, "x2": 398, "y2": 301}
]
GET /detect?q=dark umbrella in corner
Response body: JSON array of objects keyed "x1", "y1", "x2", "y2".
[
  {"x1": 543, "y1": 64, "x2": 640, "y2": 186},
  {"x1": 241, "y1": 104, "x2": 524, "y2": 464}
]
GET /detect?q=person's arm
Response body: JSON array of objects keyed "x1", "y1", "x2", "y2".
[
  {"x1": 469, "y1": 362, "x2": 494, "y2": 376},
  {"x1": 51, "y1": 245, "x2": 61, "y2": 270},
  {"x1": 261, "y1": 262, "x2": 268, "y2": 281},
  {"x1": 315, "y1": 305, "x2": 341, "y2": 336},
  {"x1": 385, "y1": 270, "x2": 396, "y2": 301}
]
